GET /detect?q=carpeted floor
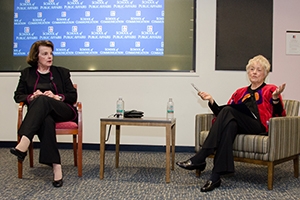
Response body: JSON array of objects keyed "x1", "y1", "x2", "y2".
[{"x1": 0, "y1": 148, "x2": 299, "y2": 200}]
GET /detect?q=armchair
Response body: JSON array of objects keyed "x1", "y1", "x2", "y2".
[
  {"x1": 16, "y1": 84, "x2": 83, "y2": 178},
  {"x1": 195, "y1": 100, "x2": 300, "y2": 190}
]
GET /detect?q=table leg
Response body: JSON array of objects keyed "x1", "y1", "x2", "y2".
[
  {"x1": 100, "y1": 122, "x2": 107, "y2": 179},
  {"x1": 171, "y1": 123, "x2": 176, "y2": 170},
  {"x1": 165, "y1": 125, "x2": 171, "y2": 183},
  {"x1": 115, "y1": 125, "x2": 120, "y2": 168}
]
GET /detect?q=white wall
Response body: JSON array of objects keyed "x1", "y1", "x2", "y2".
[
  {"x1": 1, "y1": 0, "x2": 300, "y2": 147},
  {"x1": 272, "y1": 0, "x2": 300, "y2": 98}
]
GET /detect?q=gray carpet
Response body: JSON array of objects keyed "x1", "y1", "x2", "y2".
[{"x1": 0, "y1": 148, "x2": 299, "y2": 200}]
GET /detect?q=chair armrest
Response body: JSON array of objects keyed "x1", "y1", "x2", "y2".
[
  {"x1": 195, "y1": 113, "x2": 214, "y2": 152},
  {"x1": 75, "y1": 101, "x2": 82, "y2": 112},
  {"x1": 76, "y1": 102, "x2": 83, "y2": 133},
  {"x1": 268, "y1": 116, "x2": 300, "y2": 161},
  {"x1": 18, "y1": 102, "x2": 26, "y2": 130}
]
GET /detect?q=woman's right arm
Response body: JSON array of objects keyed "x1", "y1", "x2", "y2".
[
  {"x1": 198, "y1": 91, "x2": 214, "y2": 104},
  {"x1": 198, "y1": 91, "x2": 221, "y2": 116},
  {"x1": 13, "y1": 71, "x2": 30, "y2": 103}
]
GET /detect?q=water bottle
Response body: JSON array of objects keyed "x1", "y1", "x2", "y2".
[
  {"x1": 116, "y1": 97, "x2": 124, "y2": 118},
  {"x1": 166, "y1": 98, "x2": 174, "y2": 119}
]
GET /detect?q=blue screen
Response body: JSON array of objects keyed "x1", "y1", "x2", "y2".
[{"x1": 13, "y1": 0, "x2": 164, "y2": 56}]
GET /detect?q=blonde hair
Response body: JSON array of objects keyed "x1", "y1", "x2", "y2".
[
  {"x1": 246, "y1": 55, "x2": 271, "y2": 76},
  {"x1": 26, "y1": 40, "x2": 54, "y2": 67}
]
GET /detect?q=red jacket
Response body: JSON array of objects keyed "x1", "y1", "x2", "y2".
[{"x1": 227, "y1": 84, "x2": 286, "y2": 132}]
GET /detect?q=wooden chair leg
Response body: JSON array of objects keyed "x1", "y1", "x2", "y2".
[
  {"x1": 17, "y1": 135, "x2": 23, "y2": 178},
  {"x1": 196, "y1": 169, "x2": 201, "y2": 177},
  {"x1": 73, "y1": 135, "x2": 77, "y2": 166},
  {"x1": 78, "y1": 134, "x2": 82, "y2": 177},
  {"x1": 29, "y1": 142, "x2": 34, "y2": 167},
  {"x1": 267, "y1": 162, "x2": 274, "y2": 190},
  {"x1": 18, "y1": 160, "x2": 23, "y2": 178},
  {"x1": 293, "y1": 155, "x2": 299, "y2": 178}
]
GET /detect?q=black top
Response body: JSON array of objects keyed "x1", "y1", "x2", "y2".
[{"x1": 14, "y1": 65, "x2": 77, "y2": 106}]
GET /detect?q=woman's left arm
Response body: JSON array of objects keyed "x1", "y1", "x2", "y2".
[
  {"x1": 57, "y1": 68, "x2": 77, "y2": 104},
  {"x1": 272, "y1": 83, "x2": 286, "y2": 101},
  {"x1": 271, "y1": 83, "x2": 286, "y2": 116}
]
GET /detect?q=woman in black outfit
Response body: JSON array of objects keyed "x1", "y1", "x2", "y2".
[
  {"x1": 176, "y1": 55, "x2": 286, "y2": 192},
  {"x1": 10, "y1": 40, "x2": 77, "y2": 187}
]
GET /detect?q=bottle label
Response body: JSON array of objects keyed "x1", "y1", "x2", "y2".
[
  {"x1": 167, "y1": 105, "x2": 174, "y2": 113},
  {"x1": 117, "y1": 107, "x2": 124, "y2": 113},
  {"x1": 116, "y1": 103, "x2": 124, "y2": 114}
]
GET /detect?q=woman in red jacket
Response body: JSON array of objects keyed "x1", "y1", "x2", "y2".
[{"x1": 176, "y1": 55, "x2": 286, "y2": 192}]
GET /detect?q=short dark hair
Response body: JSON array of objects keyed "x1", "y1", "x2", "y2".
[{"x1": 26, "y1": 40, "x2": 54, "y2": 67}]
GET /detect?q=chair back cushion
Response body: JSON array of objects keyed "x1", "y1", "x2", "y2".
[{"x1": 283, "y1": 100, "x2": 300, "y2": 116}]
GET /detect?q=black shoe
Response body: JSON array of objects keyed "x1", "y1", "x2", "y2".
[
  {"x1": 200, "y1": 179, "x2": 221, "y2": 192},
  {"x1": 176, "y1": 160, "x2": 206, "y2": 171},
  {"x1": 52, "y1": 179, "x2": 63, "y2": 187},
  {"x1": 10, "y1": 148, "x2": 27, "y2": 161}
]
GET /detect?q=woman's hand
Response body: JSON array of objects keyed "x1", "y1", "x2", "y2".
[
  {"x1": 31, "y1": 90, "x2": 60, "y2": 101},
  {"x1": 30, "y1": 90, "x2": 43, "y2": 100},
  {"x1": 43, "y1": 90, "x2": 59, "y2": 100},
  {"x1": 198, "y1": 91, "x2": 214, "y2": 104},
  {"x1": 272, "y1": 83, "x2": 286, "y2": 99}
]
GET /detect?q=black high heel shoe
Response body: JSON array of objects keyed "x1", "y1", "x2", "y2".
[
  {"x1": 10, "y1": 148, "x2": 27, "y2": 161},
  {"x1": 52, "y1": 178, "x2": 63, "y2": 187},
  {"x1": 176, "y1": 160, "x2": 206, "y2": 171},
  {"x1": 200, "y1": 179, "x2": 221, "y2": 192}
]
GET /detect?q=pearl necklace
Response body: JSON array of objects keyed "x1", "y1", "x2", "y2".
[{"x1": 37, "y1": 68, "x2": 50, "y2": 74}]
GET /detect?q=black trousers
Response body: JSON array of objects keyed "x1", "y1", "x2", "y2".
[
  {"x1": 18, "y1": 96, "x2": 75, "y2": 165},
  {"x1": 193, "y1": 106, "x2": 265, "y2": 174}
]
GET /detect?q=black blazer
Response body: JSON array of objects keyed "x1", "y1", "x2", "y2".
[{"x1": 14, "y1": 65, "x2": 77, "y2": 106}]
